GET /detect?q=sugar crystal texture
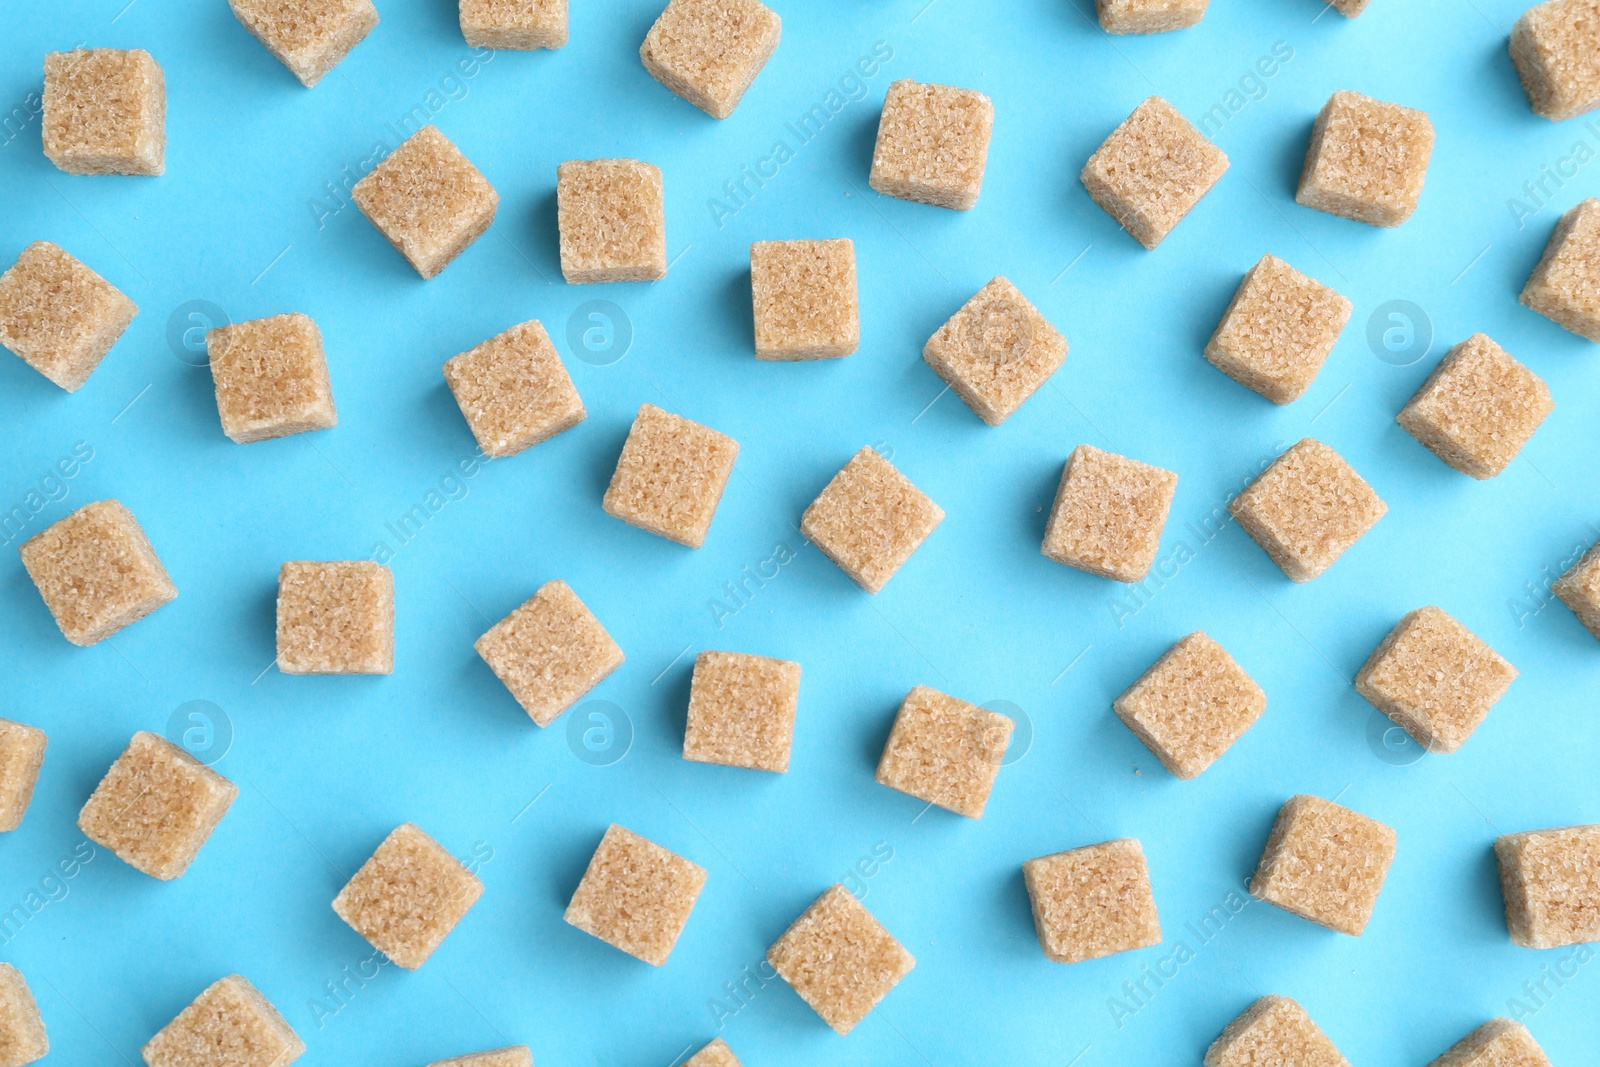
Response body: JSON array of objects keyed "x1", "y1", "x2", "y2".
[
  {"x1": 1114, "y1": 632, "x2": 1266, "y2": 779},
  {"x1": 1397, "y1": 334, "x2": 1552, "y2": 478},
  {"x1": 1521, "y1": 197, "x2": 1600, "y2": 341},
  {"x1": 475, "y1": 580, "x2": 624, "y2": 727},
  {"x1": 1228, "y1": 438, "x2": 1386, "y2": 582},
  {"x1": 1428, "y1": 1018, "x2": 1553, "y2": 1067},
  {"x1": 767, "y1": 884, "x2": 915, "y2": 1034},
  {"x1": 21, "y1": 499, "x2": 177, "y2": 646},
  {"x1": 228, "y1": 0, "x2": 378, "y2": 86},
  {"x1": 683, "y1": 650, "x2": 801, "y2": 772},
  {"x1": 875, "y1": 685, "x2": 1012, "y2": 818},
  {"x1": 332, "y1": 823, "x2": 483, "y2": 970},
  {"x1": 444, "y1": 319, "x2": 586, "y2": 458},
  {"x1": 353, "y1": 126, "x2": 498, "y2": 279},
  {"x1": 42, "y1": 49, "x2": 164, "y2": 176},
  {"x1": 750, "y1": 239, "x2": 859, "y2": 360},
  {"x1": 923, "y1": 276, "x2": 1068, "y2": 425},
  {"x1": 461, "y1": 0, "x2": 566, "y2": 49},
  {"x1": 1041, "y1": 444, "x2": 1177, "y2": 582},
  {"x1": 1297, "y1": 91, "x2": 1434, "y2": 227},
  {"x1": 207, "y1": 313, "x2": 338, "y2": 444},
  {"x1": 684, "y1": 1039, "x2": 742, "y2": 1067},
  {"x1": 603, "y1": 403, "x2": 739, "y2": 548},
  {"x1": 564, "y1": 824, "x2": 707, "y2": 965},
  {"x1": 1553, "y1": 539, "x2": 1600, "y2": 639},
  {"x1": 427, "y1": 1046, "x2": 533, "y2": 1067},
  {"x1": 869, "y1": 79, "x2": 994, "y2": 210},
  {"x1": 1023, "y1": 838, "x2": 1162, "y2": 963},
  {"x1": 800, "y1": 447, "x2": 943, "y2": 593},
  {"x1": 0, "y1": 720, "x2": 47, "y2": 833},
  {"x1": 557, "y1": 159, "x2": 667, "y2": 282},
  {"x1": 640, "y1": 0, "x2": 781, "y2": 119},
  {"x1": 1204, "y1": 254, "x2": 1352, "y2": 404},
  {"x1": 0, "y1": 241, "x2": 137, "y2": 391},
  {"x1": 1204, "y1": 996, "x2": 1350, "y2": 1067},
  {"x1": 1495, "y1": 823, "x2": 1600, "y2": 948},
  {"x1": 1250, "y1": 794, "x2": 1396, "y2": 935},
  {"x1": 276, "y1": 561, "x2": 394, "y2": 675},
  {"x1": 141, "y1": 975, "x2": 303, "y2": 1067},
  {"x1": 1081, "y1": 96, "x2": 1228, "y2": 249},
  {"x1": 1097, "y1": 0, "x2": 1209, "y2": 33},
  {"x1": 1329, "y1": 0, "x2": 1372, "y2": 14},
  {"x1": 0, "y1": 964, "x2": 47, "y2": 1067},
  {"x1": 1511, "y1": 0, "x2": 1600, "y2": 122}
]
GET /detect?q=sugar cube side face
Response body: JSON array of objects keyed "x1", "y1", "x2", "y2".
[
  {"x1": 428, "y1": 1047, "x2": 534, "y2": 1067},
  {"x1": 1521, "y1": 197, "x2": 1600, "y2": 341},
  {"x1": 1096, "y1": 0, "x2": 1209, "y2": 34},
  {"x1": 207, "y1": 313, "x2": 338, "y2": 444},
  {"x1": 1397, "y1": 334, "x2": 1553, "y2": 478},
  {"x1": 1427, "y1": 1018, "x2": 1553, "y2": 1067},
  {"x1": 875, "y1": 685, "x2": 1012, "y2": 818},
  {"x1": 766, "y1": 884, "x2": 915, "y2": 1034},
  {"x1": 42, "y1": 49, "x2": 164, "y2": 176},
  {"x1": 1204, "y1": 254, "x2": 1352, "y2": 404},
  {"x1": 0, "y1": 720, "x2": 48, "y2": 833},
  {"x1": 141, "y1": 975, "x2": 303, "y2": 1067},
  {"x1": 1023, "y1": 838, "x2": 1162, "y2": 963},
  {"x1": 869, "y1": 79, "x2": 994, "y2": 210},
  {"x1": 0, "y1": 964, "x2": 48, "y2": 1067},
  {"x1": 276, "y1": 561, "x2": 394, "y2": 675},
  {"x1": 474, "y1": 580, "x2": 625, "y2": 726},
  {"x1": 332, "y1": 823, "x2": 484, "y2": 969},
  {"x1": 1553, "y1": 541, "x2": 1600, "y2": 640},
  {"x1": 1204, "y1": 996, "x2": 1350, "y2": 1067},
  {"x1": 444, "y1": 320, "x2": 586, "y2": 457},
  {"x1": 1041, "y1": 444, "x2": 1178, "y2": 582},
  {"x1": 800, "y1": 447, "x2": 944, "y2": 593},
  {"x1": 602, "y1": 403, "x2": 740, "y2": 548},
  {"x1": 20, "y1": 499, "x2": 178, "y2": 646},
  {"x1": 0, "y1": 241, "x2": 138, "y2": 391},
  {"x1": 923, "y1": 276, "x2": 1068, "y2": 425},
  {"x1": 1354, "y1": 606, "x2": 1517, "y2": 753},
  {"x1": 750, "y1": 239, "x2": 859, "y2": 360},
  {"x1": 640, "y1": 0, "x2": 781, "y2": 119},
  {"x1": 683, "y1": 651, "x2": 801, "y2": 772},
  {"x1": 1081, "y1": 96, "x2": 1229, "y2": 249},
  {"x1": 461, "y1": 0, "x2": 567, "y2": 49},
  {"x1": 1114, "y1": 632, "x2": 1266, "y2": 779},
  {"x1": 1228, "y1": 438, "x2": 1386, "y2": 582},
  {"x1": 564, "y1": 824, "x2": 707, "y2": 965},
  {"x1": 1249, "y1": 794, "x2": 1396, "y2": 935},
  {"x1": 557, "y1": 159, "x2": 668, "y2": 282},
  {"x1": 352, "y1": 126, "x2": 499, "y2": 279},
  {"x1": 684, "y1": 1038, "x2": 742, "y2": 1067},
  {"x1": 1296, "y1": 91, "x2": 1435, "y2": 227},
  {"x1": 227, "y1": 0, "x2": 379, "y2": 86},
  {"x1": 1511, "y1": 0, "x2": 1600, "y2": 122},
  {"x1": 1495, "y1": 824, "x2": 1600, "y2": 948}
]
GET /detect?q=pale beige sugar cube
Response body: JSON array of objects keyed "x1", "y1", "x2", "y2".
[
  {"x1": 750, "y1": 239, "x2": 858, "y2": 360},
  {"x1": 767, "y1": 884, "x2": 915, "y2": 1034},
  {"x1": 801, "y1": 446, "x2": 943, "y2": 593},
  {"x1": 1229, "y1": 438, "x2": 1386, "y2": 582},
  {"x1": 875, "y1": 685, "x2": 1011, "y2": 818},
  {"x1": 1495, "y1": 824, "x2": 1600, "y2": 948},
  {"x1": 557, "y1": 159, "x2": 667, "y2": 283},
  {"x1": 1250, "y1": 794, "x2": 1396, "y2": 935},
  {"x1": 1355, "y1": 606, "x2": 1517, "y2": 754},
  {"x1": 1204, "y1": 254, "x2": 1351, "y2": 404},
  {"x1": 1023, "y1": 838, "x2": 1162, "y2": 963},
  {"x1": 228, "y1": 0, "x2": 378, "y2": 86},
  {"x1": 1297, "y1": 91, "x2": 1434, "y2": 227},
  {"x1": 1429, "y1": 1018, "x2": 1552, "y2": 1067},
  {"x1": 78, "y1": 731, "x2": 237, "y2": 880},
  {"x1": 683, "y1": 651, "x2": 800, "y2": 772},
  {"x1": 276, "y1": 561, "x2": 393, "y2": 675},
  {"x1": 1081, "y1": 96, "x2": 1228, "y2": 249},
  {"x1": 333, "y1": 823, "x2": 483, "y2": 969},
  {"x1": 565, "y1": 824, "x2": 706, "y2": 965},
  {"x1": 206, "y1": 313, "x2": 337, "y2": 444},
  {"x1": 923, "y1": 276, "x2": 1068, "y2": 425},
  {"x1": 1512, "y1": 0, "x2": 1600, "y2": 122},
  {"x1": 21, "y1": 499, "x2": 177, "y2": 646},
  {"x1": 461, "y1": 0, "x2": 566, "y2": 49},
  {"x1": 142, "y1": 975, "x2": 303, "y2": 1067},
  {"x1": 428, "y1": 1045, "x2": 532, "y2": 1067},
  {"x1": 0, "y1": 241, "x2": 137, "y2": 391},
  {"x1": 42, "y1": 49, "x2": 164, "y2": 176},
  {"x1": 1329, "y1": 0, "x2": 1372, "y2": 14},
  {"x1": 869, "y1": 79, "x2": 994, "y2": 211},
  {"x1": 1205, "y1": 996, "x2": 1350, "y2": 1067},
  {"x1": 1521, "y1": 197, "x2": 1600, "y2": 341},
  {"x1": 353, "y1": 126, "x2": 498, "y2": 279},
  {"x1": 1553, "y1": 539, "x2": 1600, "y2": 639},
  {"x1": 641, "y1": 0, "x2": 781, "y2": 119},
  {"x1": 685, "y1": 1039, "x2": 741, "y2": 1067},
  {"x1": 1042, "y1": 444, "x2": 1177, "y2": 582},
  {"x1": 444, "y1": 319, "x2": 586, "y2": 458},
  {"x1": 0, "y1": 720, "x2": 47, "y2": 833},
  {"x1": 1114, "y1": 632, "x2": 1265, "y2": 779},
  {"x1": 603, "y1": 403, "x2": 739, "y2": 548},
  {"x1": 1097, "y1": 0, "x2": 1208, "y2": 33},
  {"x1": 0, "y1": 964, "x2": 47, "y2": 1067},
  {"x1": 475, "y1": 579, "x2": 624, "y2": 726},
  {"x1": 1397, "y1": 334, "x2": 1553, "y2": 478}
]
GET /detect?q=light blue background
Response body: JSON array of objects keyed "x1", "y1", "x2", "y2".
[{"x1": 2, "y1": 0, "x2": 1599, "y2": 1064}]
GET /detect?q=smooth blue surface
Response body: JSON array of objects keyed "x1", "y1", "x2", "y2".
[{"x1": 2, "y1": 0, "x2": 1599, "y2": 1064}]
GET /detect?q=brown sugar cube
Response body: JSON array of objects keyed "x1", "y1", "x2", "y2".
[
  {"x1": 1250, "y1": 794, "x2": 1396, "y2": 935},
  {"x1": 1023, "y1": 838, "x2": 1162, "y2": 963},
  {"x1": 800, "y1": 446, "x2": 943, "y2": 593},
  {"x1": 1041, "y1": 444, "x2": 1177, "y2": 582},
  {"x1": 0, "y1": 241, "x2": 137, "y2": 391},
  {"x1": 1429, "y1": 1018, "x2": 1553, "y2": 1067},
  {"x1": 869, "y1": 79, "x2": 994, "y2": 211},
  {"x1": 767, "y1": 884, "x2": 915, "y2": 1034},
  {"x1": 228, "y1": 0, "x2": 378, "y2": 87},
  {"x1": 1114, "y1": 632, "x2": 1266, "y2": 780},
  {"x1": 443, "y1": 320, "x2": 585, "y2": 458},
  {"x1": 1097, "y1": 0, "x2": 1208, "y2": 33},
  {"x1": 557, "y1": 159, "x2": 667, "y2": 283},
  {"x1": 564, "y1": 824, "x2": 707, "y2": 965},
  {"x1": 206, "y1": 313, "x2": 337, "y2": 444},
  {"x1": 640, "y1": 0, "x2": 781, "y2": 120},
  {"x1": 0, "y1": 720, "x2": 47, "y2": 833},
  {"x1": 461, "y1": 0, "x2": 566, "y2": 49},
  {"x1": 1205, "y1": 996, "x2": 1350, "y2": 1067},
  {"x1": 1081, "y1": 97, "x2": 1228, "y2": 250},
  {"x1": 353, "y1": 126, "x2": 498, "y2": 280},
  {"x1": 78, "y1": 731, "x2": 237, "y2": 881},
  {"x1": 683, "y1": 650, "x2": 801, "y2": 772},
  {"x1": 1495, "y1": 823, "x2": 1600, "y2": 948},
  {"x1": 684, "y1": 1039, "x2": 741, "y2": 1067},
  {"x1": 603, "y1": 404, "x2": 739, "y2": 548},
  {"x1": 1553, "y1": 539, "x2": 1600, "y2": 639},
  {"x1": 1521, "y1": 197, "x2": 1600, "y2": 341},
  {"x1": 276, "y1": 561, "x2": 394, "y2": 675},
  {"x1": 750, "y1": 239, "x2": 859, "y2": 360},
  {"x1": 21, "y1": 499, "x2": 177, "y2": 646},
  {"x1": 333, "y1": 823, "x2": 483, "y2": 969},
  {"x1": 475, "y1": 579, "x2": 624, "y2": 727},
  {"x1": 142, "y1": 975, "x2": 303, "y2": 1067},
  {"x1": 429, "y1": 1048, "x2": 531, "y2": 1067},
  {"x1": 1511, "y1": 0, "x2": 1600, "y2": 122},
  {"x1": 875, "y1": 685, "x2": 1012, "y2": 819},
  {"x1": 1204, "y1": 255, "x2": 1352, "y2": 404},
  {"x1": 1397, "y1": 334, "x2": 1553, "y2": 478},
  {"x1": 42, "y1": 49, "x2": 164, "y2": 176},
  {"x1": 1330, "y1": 0, "x2": 1372, "y2": 14},
  {"x1": 1297, "y1": 91, "x2": 1434, "y2": 227},
  {"x1": 923, "y1": 276, "x2": 1068, "y2": 425},
  {"x1": 1229, "y1": 438, "x2": 1386, "y2": 582},
  {"x1": 1355, "y1": 606, "x2": 1517, "y2": 754},
  {"x1": 0, "y1": 964, "x2": 47, "y2": 1067}
]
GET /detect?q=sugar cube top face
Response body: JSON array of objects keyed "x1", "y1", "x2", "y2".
[
  {"x1": 767, "y1": 884, "x2": 915, "y2": 1034},
  {"x1": 461, "y1": 0, "x2": 567, "y2": 50},
  {"x1": 683, "y1": 650, "x2": 802, "y2": 772},
  {"x1": 800, "y1": 447, "x2": 944, "y2": 593},
  {"x1": 923, "y1": 276, "x2": 1068, "y2": 425},
  {"x1": 1397, "y1": 334, "x2": 1553, "y2": 479},
  {"x1": 0, "y1": 719, "x2": 47, "y2": 834},
  {"x1": 1204, "y1": 254, "x2": 1352, "y2": 404},
  {"x1": 1428, "y1": 1018, "x2": 1553, "y2": 1067},
  {"x1": 557, "y1": 159, "x2": 668, "y2": 283},
  {"x1": 1511, "y1": 0, "x2": 1600, "y2": 122},
  {"x1": 685, "y1": 1038, "x2": 742, "y2": 1067},
  {"x1": 1114, "y1": 632, "x2": 1266, "y2": 779},
  {"x1": 141, "y1": 975, "x2": 303, "y2": 1067},
  {"x1": 1041, "y1": 444, "x2": 1178, "y2": 583},
  {"x1": 474, "y1": 579, "x2": 625, "y2": 727},
  {"x1": 20, "y1": 499, "x2": 177, "y2": 647},
  {"x1": 276, "y1": 561, "x2": 394, "y2": 675},
  {"x1": 603, "y1": 403, "x2": 740, "y2": 548},
  {"x1": 564, "y1": 824, "x2": 707, "y2": 965},
  {"x1": 78, "y1": 731, "x2": 238, "y2": 881},
  {"x1": 1355, "y1": 606, "x2": 1517, "y2": 754},
  {"x1": 1296, "y1": 91, "x2": 1434, "y2": 227},
  {"x1": 443, "y1": 319, "x2": 586, "y2": 458},
  {"x1": 750, "y1": 239, "x2": 859, "y2": 360},
  {"x1": 0, "y1": 964, "x2": 47, "y2": 1067},
  {"x1": 428, "y1": 1046, "x2": 533, "y2": 1067},
  {"x1": 1229, "y1": 438, "x2": 1386, "y2": 582},
  {"x1": 1521, "y1": 197, "x2": 1600, "y2": 341},
  {"x1": 206, "y1": 313, "x2": 338, "y2": 444},
  {"x1": 1204, "y1": 996, "x2": 1350, "y2": 1067},
  {"x1": 1495, "y1": 824, "x2": 1600, "y2": 948},
  {"x1": 353, "y1": 126, "x2": 498, "y2": 280},
  {"x1": 640, "y1": 0, "x2": 781, "y2": 119},
  {"x1": 228, "y1": 0, "x2": 378, "y2": 87},
  {"x1": 1023, "y1": 838, "x2": 1162, "y2": 963},
  {"x1": 1081, "y1": 96, "x2": 1229, "y2": 249},
  {"x1": 332, "y1": 823, "x2": 484, "y2": 970},
  {"x1": 42, "y1": 49, "x2": 164, "y2": 176},
  {"x1": 1330, "y1": 0, "x2": 1372, "y2": 12},
  {"x1": 875, "y1": 685, "x2": 1012, "y2": 818},
  {"x1": 869, "y1": 79, "x2": 995, "y2": 211},
  {"x1": 1097, "y1": 0, "x2": 1209, "y2": 34},
  {"x1": 1250, "y1": 794, "x2": 1397, "y2": 936},
  {"x1": 1553, "y1": 540, "x2": 1600, "y2": 640},
  {"x1": 0, "y1": 241, "x2": 138, "y2": 391}
]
